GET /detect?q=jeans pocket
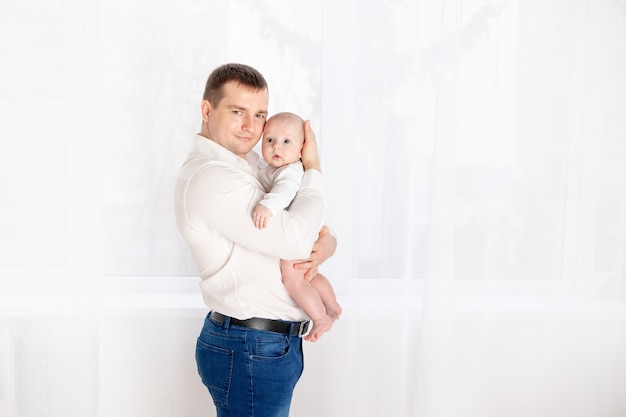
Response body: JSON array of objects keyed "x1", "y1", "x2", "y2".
[
  {"x1": 253, "y1": 335, "x2": 290, "y2": 361},
  {"x1": 250, "y1": 336, "x2": 303, "y2": 399},
  {"x1": 196, "y1": 338, "x2": 234, "y2": 407}
]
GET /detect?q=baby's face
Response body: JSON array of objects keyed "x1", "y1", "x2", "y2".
[{"x1": 261, "y1": 117, "x2": 304, "y2": 168}]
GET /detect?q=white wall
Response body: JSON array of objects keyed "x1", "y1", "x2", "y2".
[{"x1": 1, "y1": 1, "x2": 625, "y2": 416}]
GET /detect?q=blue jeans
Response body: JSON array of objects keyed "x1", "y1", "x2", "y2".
[{"x1": 196, "y1": 313, "x2": 304, "y2": 417}]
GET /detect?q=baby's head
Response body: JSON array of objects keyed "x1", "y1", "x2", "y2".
[{"x1": 260, "y1": 112, "x2": 305, "y2": 168}]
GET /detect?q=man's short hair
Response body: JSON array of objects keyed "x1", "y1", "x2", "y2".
[{"x1": 203, "y1": 63, "x2": 268, "y2": 106}]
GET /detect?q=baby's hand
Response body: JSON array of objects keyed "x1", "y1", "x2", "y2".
[{"x1": 252, "y1": 204, "x2": 273, "y2": 229}]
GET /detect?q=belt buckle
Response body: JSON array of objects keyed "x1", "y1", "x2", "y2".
[{"x1": 297, "y1": 320, "x2": 310, "y2": 337}]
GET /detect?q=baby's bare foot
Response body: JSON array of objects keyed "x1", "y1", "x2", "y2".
[{"x1": 304, "y1": 315, "x2": 333, "y2": 342}]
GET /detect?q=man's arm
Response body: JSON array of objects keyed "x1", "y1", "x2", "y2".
[
  {"x1": 300, "y1": 120, "x2": 321, "y2": 172},
  {"x1": 184, "y1": 162, "x2": 325, "y2": 261},
  {"x1": 294, "y1": 121, "x2": 336, "y2": 279},
  {"x1": 293, "y1": 226, "x2": 337, "y2": 281}
]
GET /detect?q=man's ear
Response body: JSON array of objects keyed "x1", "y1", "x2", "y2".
[{"x1": 201, "y1": 100, "x2": 211, "y2": 122}]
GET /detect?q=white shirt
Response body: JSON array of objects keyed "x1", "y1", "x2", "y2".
[
  {"x1": 257, "y1": 161, "x2": 304, "y2": 215},
  {"x1": 174, "y1": 135, "x2": 326, "y2": 321}
]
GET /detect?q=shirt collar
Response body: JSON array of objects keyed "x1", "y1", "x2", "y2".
[{"x1": 193, "y1": 134, "x2": 260, "y2": 169}]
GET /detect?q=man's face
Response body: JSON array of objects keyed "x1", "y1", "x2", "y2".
[{"x1": 204, "y1": 81, "x2": 269, "y2": 159}]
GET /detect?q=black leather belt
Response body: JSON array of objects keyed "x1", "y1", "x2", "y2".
[{"x1": 210, "y1": 311, "x2": 310, "y2": 337}]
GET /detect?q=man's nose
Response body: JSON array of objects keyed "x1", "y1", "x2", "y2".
[{"x1": 242, "y1": 114, "x2": 254, "y2": 131}]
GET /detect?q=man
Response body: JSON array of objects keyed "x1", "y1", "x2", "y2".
[{"x1": 174, "y1": 63, "x2": 336, "y2": 417}]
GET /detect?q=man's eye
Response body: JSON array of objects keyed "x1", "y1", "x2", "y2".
[
  {"x1": 256, "y1": 114, "x2": 266, "y2": 119},
  {"x1": 233, "y1": 110, "x2": 242, "y2": 115}
]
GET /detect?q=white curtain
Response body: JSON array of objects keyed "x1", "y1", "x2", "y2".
[{"x1": 1, "y1": 1, "x2": 625, "y2": 416}]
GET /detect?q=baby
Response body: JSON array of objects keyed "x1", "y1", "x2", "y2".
[{"x1": 253, "y1": 112, "x2": 341, "y2": 342}]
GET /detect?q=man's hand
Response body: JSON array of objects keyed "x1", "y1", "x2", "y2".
[
  {"x1": 293, "y1": 226, "x2": 337, "y2": 281},
  {"x1": 300, "y1": 120, "x2": 321, "y2": 172}
]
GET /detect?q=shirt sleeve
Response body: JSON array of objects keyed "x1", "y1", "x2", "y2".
[
  {"x1": 183, "y1": 161, "x2": 325, "y2": 261},
  {"x1": 258, "y1": 163, "x2": 304, "y2": 215}
]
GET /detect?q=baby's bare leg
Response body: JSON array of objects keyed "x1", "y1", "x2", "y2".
[
  {"x1": 308, "y1": 273, "x2": 342, "y2": 321},
  {"x1": 281, "y1": 259, "x2": 332, "y2": 342}
]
